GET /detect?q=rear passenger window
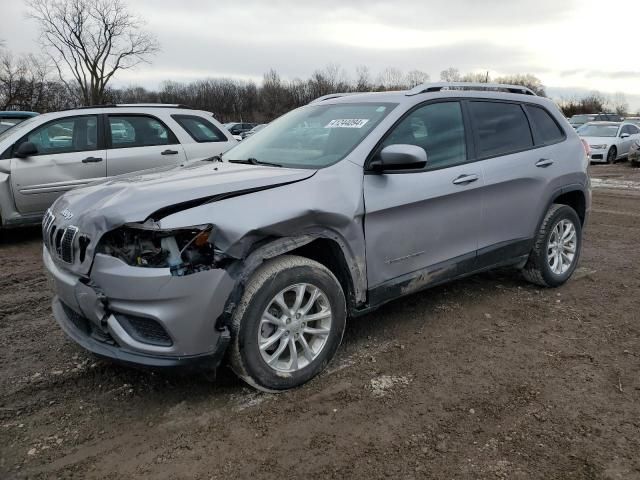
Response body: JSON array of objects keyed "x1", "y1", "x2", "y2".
[
  {"x1": 469, "y1": 101, "x2": 533, "y2": 157},
  {"x1": 381, "y1": 101, "x2": 467, "y2": 169},
  {"x1": 526, "y1": 105, "x2": 565, "y2": 145},
  {"x1": 108, "y1": 115, "x2": 176, "y2": 148},
  {"x1": 172, "y1": 115, "x2": 226, "y2": 142}
]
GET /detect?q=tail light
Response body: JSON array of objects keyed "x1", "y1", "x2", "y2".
[{"x1": 581, "y1": 138, "x2": 591, "y2": 157}]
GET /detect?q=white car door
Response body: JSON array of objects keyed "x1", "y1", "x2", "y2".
[
  {"x1": 105, "y1": 114, "x2": 187, "y2": 176},
  {"x1": 618, "y1": 125, "x2": 634, "y2": 156},
  {"x1": 10, "y1": 115, "x2": 106, "y2": 215},
  {"x1": 627, "y1": 124, "x2": 640, "y2": 152}
]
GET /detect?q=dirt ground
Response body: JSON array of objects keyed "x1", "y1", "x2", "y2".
[{"x1": 1, "y1": 163, "x2": 639, "y2": 480}]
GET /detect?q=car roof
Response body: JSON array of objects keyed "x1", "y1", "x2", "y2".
[
  {"x1": 34, "y1": 106, "x2": 214, "y2": 121},
  {"x1": 587, "y1": 121, "x2": 621, "y2": 126},
  {"x1": 309, "y1": 82, "x2": 558, "y2": 109}
]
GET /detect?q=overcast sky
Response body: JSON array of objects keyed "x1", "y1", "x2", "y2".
[{"x1": 3, "y1": 0, "x2": 640, "y2": 109}]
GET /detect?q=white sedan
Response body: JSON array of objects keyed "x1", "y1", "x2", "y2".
[{"x1": 577, "y1": 121, "x2": 640, "y2": 163}]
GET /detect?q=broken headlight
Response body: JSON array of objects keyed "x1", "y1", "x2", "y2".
[{"x1": 97, "y1": 224, "x2": 218, "y2": 276}]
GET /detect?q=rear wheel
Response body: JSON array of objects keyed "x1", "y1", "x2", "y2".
[
  {"x1": 522, "y1": 204, "x2": 582, "y2": 287},
  {"x1": 229, "y1": 255, "x2": 346, "y2": 391},
  {"x1": 606, "y1": 146, "x2": 617, "y2": 164}
]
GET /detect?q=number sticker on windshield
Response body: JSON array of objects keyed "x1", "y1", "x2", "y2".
[{"x1": 324, "y1": 119, "x2": 369, "y2": 129}]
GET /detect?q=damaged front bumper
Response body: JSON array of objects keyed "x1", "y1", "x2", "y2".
[{"x1": 44, "y1": 246, "x2": 235, "y2": 369}]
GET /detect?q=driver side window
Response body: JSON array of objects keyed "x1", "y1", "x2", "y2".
[
  {"x1": 21, "y1": 116, "x2": 98, "y2": 156},
  {"x1": 381, "y1": 102, "x2": 467, "y2": 170}
]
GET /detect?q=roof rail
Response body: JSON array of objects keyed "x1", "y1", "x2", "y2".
[
  {"x1": 70, "y1": 103, "x2": 195, "y2": 110},
  {"x1": 406, "y1": 82, "x2": 537, "y2": 97},
  {"x1": 308, "y1": 93, "x2": 360, "y2": 105}
]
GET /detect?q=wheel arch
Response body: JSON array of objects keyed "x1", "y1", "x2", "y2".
[
  {"x1": 217, "y1": 231, "x2": 366, "y2": 330},
  {"x1": 552, "y1": 187, "x2": 587, "y2": 225}
]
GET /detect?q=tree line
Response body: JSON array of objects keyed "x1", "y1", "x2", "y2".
[{"x1": 0, "y1": 0, "x2": 634, "y2": 122}]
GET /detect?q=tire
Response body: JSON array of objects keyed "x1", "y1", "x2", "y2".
[
  {"x1": 606, "y1": 146, "x2": 617, "y2": 164},
  {"x1": 522, "y1": 204, "x2": 582, "y2": 288},
  {"x1": 228, "y1": 255, "x2": 346, "y2": 392}
]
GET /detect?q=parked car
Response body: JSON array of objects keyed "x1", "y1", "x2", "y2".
[
  {"x1": 569, "y1": 114, "x2": 596, "y2": 129},
  {"x1": 44, "y1": 83, "x2": 590, "y2": 391},
  {"x1": 576, "y1": 121, "x2": 640, "y2": 163},
  {"x1": 0, "y1": 104, "x2": 236, "y2": 229},
  {"x1": 240, "y1": 123, "x2": 267, "y2": 139},
  {"x1": 223, "y1": 122, "x2": 259, "y2": 139},
  {"x1": 0, "y1": 111, "x2": 39, "y2": 134},
  {"x1": 568, "y1": 113, "x2": 623, "y2": 129},
  {"x1": 624, "y1": 116, "x2": 640, "y2": 128}
]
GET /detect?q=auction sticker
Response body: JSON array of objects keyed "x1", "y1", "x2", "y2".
[{"x1": 325, "y1": 119, "x2": 369, "y2": 128}]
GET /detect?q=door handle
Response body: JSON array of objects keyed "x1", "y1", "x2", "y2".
[
  {"x1": 161, "y1": 149, "x2": 179, "y2": 155},
  {"x1": 452, "y1": 174, "x2": 479, "y2": 185},
  {"x1": 536, "y1": 158, "x2": 554, "y2": 168},
  {"x1": 81, "y1": 156, "x2": 103, "y2": 163}
]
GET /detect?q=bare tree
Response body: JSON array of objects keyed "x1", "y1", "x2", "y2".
[
  {"x1": 27, "y1": 0, "x2": 159, "y2": 106},
  {"x1": 461, "y1": 71, "x2": 490, "y2": 83},
  {"x1": 377, "y1": 67, "x2": 405, "y2": 90},
  {"x1": 494, "y1": 73, "x2": 546, "y2": 96},
  {"x1": 405, "y1": 70, "x2": 429, "y2": 88},
  {"x1": 440, "y1": 67, "x2": 461, "y2": 82},
  {"x1": 355, "y1": 65, "x2": 372, "y2": 92},
  {"x1": 610, "y1": 92, "x2": 629, "y2": 116}
]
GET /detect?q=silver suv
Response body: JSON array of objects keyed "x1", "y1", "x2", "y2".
[
  {"x1": 0, "y1": 105, "x2": 236, "y2": 229},
  {"x1": 44, "y1": 83, "x2": 591, "y2": 391}
]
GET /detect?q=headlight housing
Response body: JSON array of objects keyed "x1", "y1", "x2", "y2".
[
  {"x1": 98, "y1": 224, "x2": 217, "y2": 276},
  {"x1": 589, "y1": 144, "x2": 608, "y2": 150}
]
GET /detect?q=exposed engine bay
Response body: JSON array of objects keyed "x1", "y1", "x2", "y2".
[{"x1": 97, "y1": 224, "x2": 221, "y2": 276}]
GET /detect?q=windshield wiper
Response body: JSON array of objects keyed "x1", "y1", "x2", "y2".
[{"x1": 227, "y1": 157, "x2": 282, "y2": 167}]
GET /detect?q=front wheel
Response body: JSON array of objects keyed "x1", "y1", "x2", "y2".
[
  {"x1": 229, "y1": 255, "x2": 346, "y2": 391},
  {"x1": 606, "y1": 146, "x2": 617, "y2": 164},
  {"x1": 522, "y1": 204, "x2": 582, "y2": 287}
]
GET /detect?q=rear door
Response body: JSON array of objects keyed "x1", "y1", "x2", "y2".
[
  {"x1": 473, "y1": 101, "x2": 566, "y2": 265},
  {"x1": 105, "y1": 114, "x2": 187, "y2": 176},
  {"x1": 363, "y1": 100, "x2": 484, "y2": 295},
  {"x1": 10, "y1": 115, "x2": 106, "y2": 215}
]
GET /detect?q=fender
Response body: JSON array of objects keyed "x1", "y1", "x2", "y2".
[
  {"x1": 535, "y1": 183, "x2": 589, "y2": 235},
  {"x1": 216, "y1": 229, "x2": 367, "y2": 329}
]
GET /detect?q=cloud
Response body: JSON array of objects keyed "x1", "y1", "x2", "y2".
[{"x1": 4, "y1": 0, "x2": 640, "y2": 106}]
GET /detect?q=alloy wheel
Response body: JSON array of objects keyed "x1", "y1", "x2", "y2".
[
  {"x1": 547, "y1": 219, "x2": 577, "y2": 275},
  {"x1": 257, "y1": 283, "x2": 332, "y2": 373}
]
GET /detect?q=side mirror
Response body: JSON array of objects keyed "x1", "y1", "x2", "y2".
[
  {"x1": 14, "y1": 141, "x2": 38, "y2": 158},
  {"x1": 369, "y1": 144, "x2": 427, "y2": 172},
  {"x1": 621, "y1": 133, "x2": 630, "y2": 138}
]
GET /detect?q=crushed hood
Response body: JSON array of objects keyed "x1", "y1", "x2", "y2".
[{"x1": 51, "y1": 161, "x2": 316, "y2": 236}]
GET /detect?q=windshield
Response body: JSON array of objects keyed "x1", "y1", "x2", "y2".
[
  {"x1": 570, "y1": 115, "x2": 595, "y2": 125},
  {"x1": 0, "y1": 115, "x2": 41, "y2": 143},
  {"x1": 222, "y1": 103, "x2": 396, "y2": 168},
  {"x1": 576, "y1": 124, "x2": 619, "y2": 137}
]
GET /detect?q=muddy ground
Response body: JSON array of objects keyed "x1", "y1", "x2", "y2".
[{"x1": 1, "y1": 163, "x2": 639, "y2": 479}]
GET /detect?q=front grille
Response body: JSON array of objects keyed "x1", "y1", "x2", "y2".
[
  {"x1": 60, "y1": 227, "x2": 78, "y2": 263},
  {"x1": 115, "y1": 314, "x2": 173, "y2": 347},
  {"x1": 42, "y1": 210, "x2": 86, "y2": 264}
]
